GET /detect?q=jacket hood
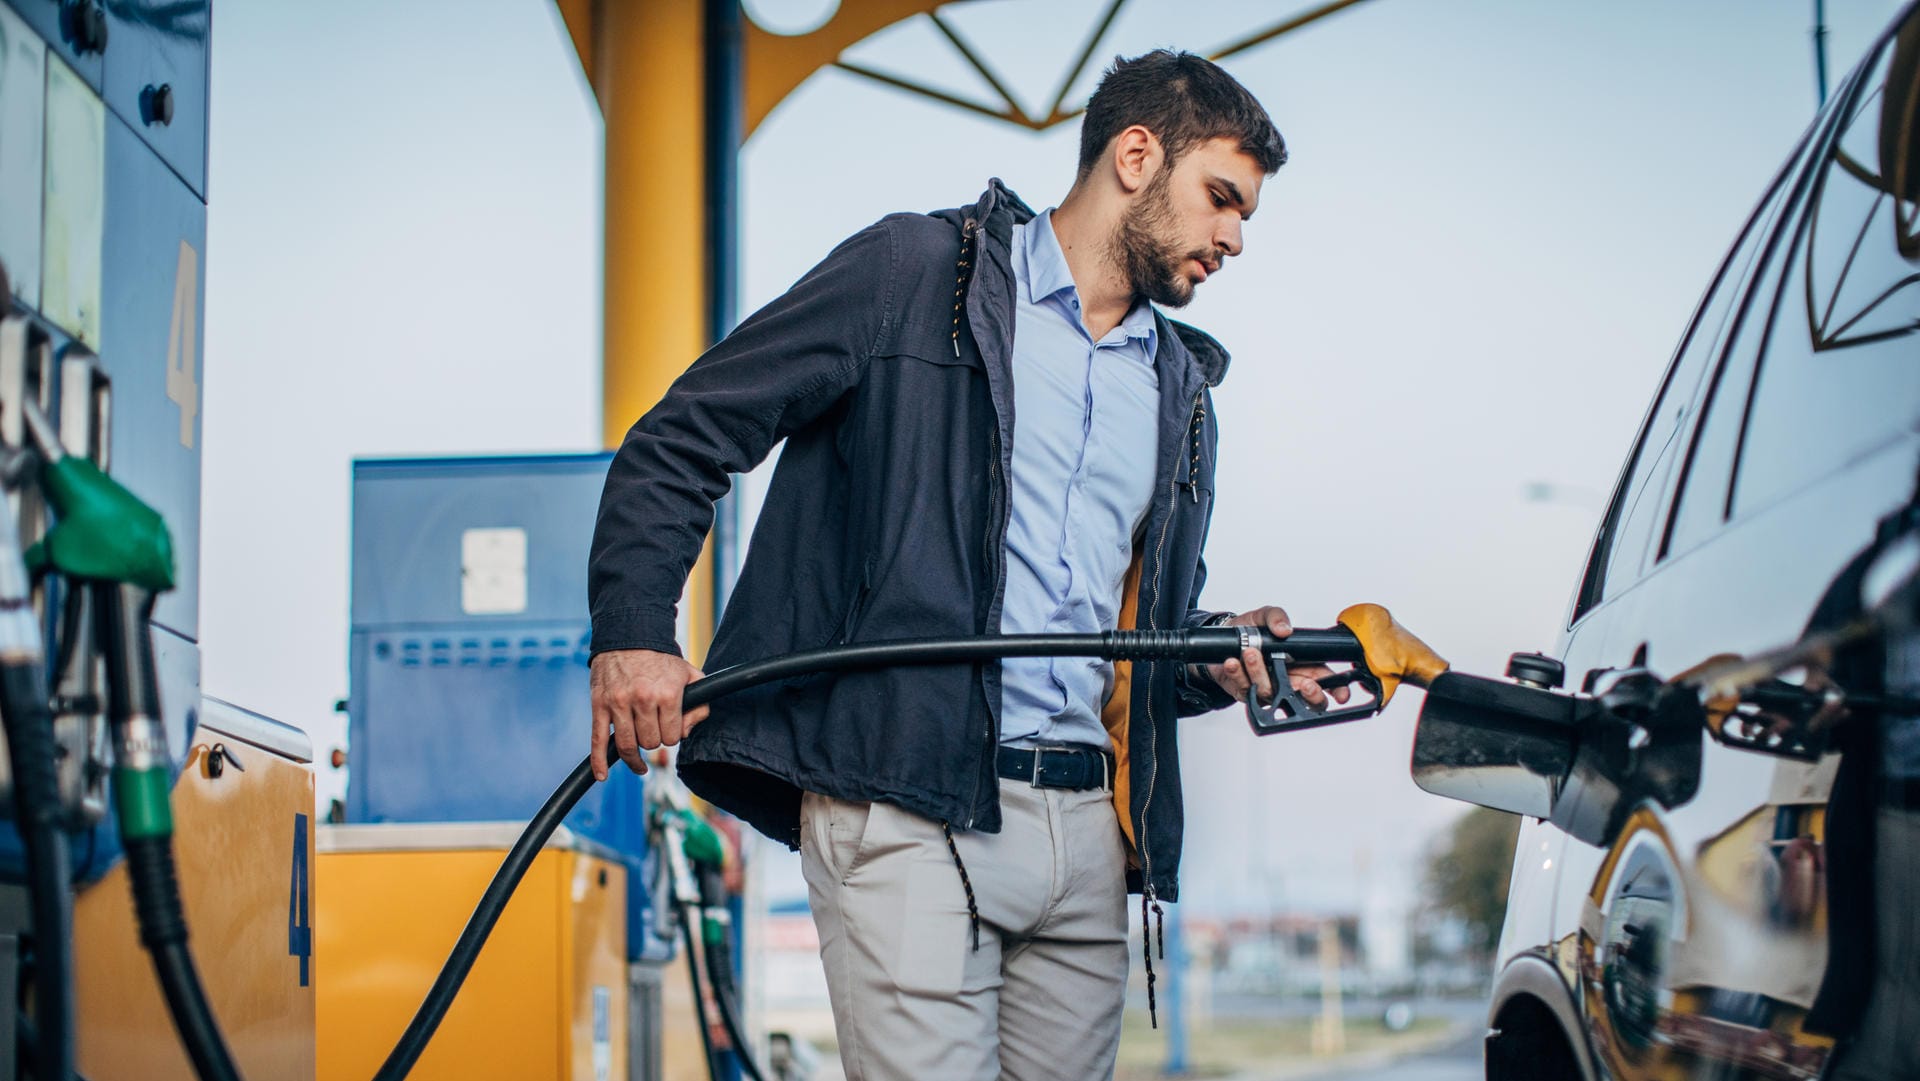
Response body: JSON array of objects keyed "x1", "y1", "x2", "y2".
[{"x1": 937, "y1": 180, "x2": 1233, "y2": 388}]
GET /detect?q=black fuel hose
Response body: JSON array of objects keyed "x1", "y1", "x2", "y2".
[
  {"x1": 0, "y1": 452, "x2": 73, "y2": 1081},
  {"x1": 98, "y1": 584, "x2": 242, "y2": 1081},
  {"x1": 16, "y1": 1010, "x2": 89, "y2": 1081},
  {"x1": 690, "y1": 859, "x2": 765, "y2": 1081},
  {"x1": 699, "y1": 898, "x2": 768, "y2": 1081},
  {"x1": 707, "y1": 945, "x2": 766, "y2": 1081},
  {"x1": 373, "y1": 625, "x2": 1359, "y2": 1081},
  {"x1": 0, "y1": 662, "x2": 75, "y2": 1081},
  {"x1": 127, "y1": 845, "x2": 241, "y2": 1081},
  {"x1": 678, "y1": 907, "x2": 723, "y2": 1081}
]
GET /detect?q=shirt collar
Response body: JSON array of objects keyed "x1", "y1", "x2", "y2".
[
  {"x1": 1020, "y1": 209, "x2": 1078, "y2": 305},
  {"x1": 1116, "y1": 294, "x2": 1159, "y2": 352},
  {"x1": 1022, "y1": 208, "x2": 1158, "y2": 354}
]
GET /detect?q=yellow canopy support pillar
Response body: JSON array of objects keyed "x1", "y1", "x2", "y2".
[{"x1": 584, "y1": 0, "x2": 743, "y2": 660}]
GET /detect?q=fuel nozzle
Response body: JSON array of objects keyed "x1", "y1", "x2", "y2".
[
  {"x1": 18, "y1": 401, "x2": 174, "y2": 595},
  {"x1": 15, "y1": 400, "x2": 173, "y2": 837},
  {"x1": 1197, "y1": 603, "x2": 1449, "y2": 735}
]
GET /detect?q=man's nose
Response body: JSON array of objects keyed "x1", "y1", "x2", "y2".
[{"x1": 1216, "y1": 219, "x2": 1243, "y2": 258}]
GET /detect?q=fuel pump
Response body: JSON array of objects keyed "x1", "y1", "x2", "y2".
[
  {"x1": 15, "y1": 397, "x2": 246, "y2": 1081},
  {"x1": 648, "y1": 772, "x2": 766, "y2": 1081}
]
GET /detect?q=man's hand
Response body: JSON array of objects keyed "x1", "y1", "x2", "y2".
[
  {"x1": 1204, "y1": 606, "x2": 1352, "y2": 710},
  {"x1": 590, "y1": 649, "x2": 709, "y2": 781}
]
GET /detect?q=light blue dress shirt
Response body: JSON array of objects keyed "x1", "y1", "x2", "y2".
[{"x1": 1000, "y1": 209, "x2": 1161, "y2": 749}]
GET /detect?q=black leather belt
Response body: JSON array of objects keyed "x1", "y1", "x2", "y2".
[{"x1": 997, "y1": 744, "x2": 1113, "y2": 791}]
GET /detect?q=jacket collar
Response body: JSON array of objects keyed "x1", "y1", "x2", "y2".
[{"x1": 945, "y1": 180, "x2": 1232, "y2": 390}]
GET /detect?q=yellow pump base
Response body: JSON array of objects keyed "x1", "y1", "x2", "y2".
[
  {"x1": 315, "y1": 823, "x2": 628, "y2": 1081},
  {"x1": 74, "y1": 701, "x2": 319, "y2": 1081}
]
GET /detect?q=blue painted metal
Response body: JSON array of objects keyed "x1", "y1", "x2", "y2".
[
  {"x1": 100, "y1": 107, "x2": 204, "y2": 641},
  {"x1": 6, "y1": 2, "x2": 208, "y2": 196},
  {"x1": 706, "y1": 0, "x2": 744, "y2": 617},
  {"x1": 347, "y1": 452, "x2": 671, "y2": 960},
  {"x1": 1164, "y1": 905, "x2": 1190, "y2": 1075},
  {"x1": 7, "y1": 0, "x2": 103, "y2": 93},
  {"x1": 0, "y1": 0, "x2": 206, "y2": 883},
  {"x1": 101, "y1": 1, "x2": 210, "y2": 198}
]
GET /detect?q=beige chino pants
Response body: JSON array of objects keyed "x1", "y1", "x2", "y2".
[{"x1": 799, "y1": 780, "x2": 1131, "y2": 1081}]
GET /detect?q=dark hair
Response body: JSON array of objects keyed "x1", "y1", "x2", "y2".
[{"x1": 1077, "y1": 50, "x2": 1286, "y2": 179}]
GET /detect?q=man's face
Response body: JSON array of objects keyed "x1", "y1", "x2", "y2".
[{"x1": 1115, "y1": 136, "x2": 1266, "y2": 308}]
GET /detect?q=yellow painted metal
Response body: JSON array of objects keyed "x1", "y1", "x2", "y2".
[
  {"x1": 554, "y1": 0, "x2": 954, "y2": 137},
  {"x1": 315, "y1": 828, "x2": 627, "y2": 1081},
  {"x1": 554, "y1": 0, "x2": 595, "y2": 88},
  {"x1": 738, "y1": 0, "x2": 956, "y2": 134},
  {"x1": 73, "y1": 739, "x2": 317, "y2": 1081},
  {"x1": 658, "y1": 953, "x2": 710, "y2": 1081},
  {"x1": 592, "y1": 0, "x2": 707, "y2": 451},
  {"x1": 590, "y1": 0, "x2": 719, "y2": 652}
]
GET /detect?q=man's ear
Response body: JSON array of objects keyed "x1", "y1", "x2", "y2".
[{"x1": 1110, "y1": 125, "x2": 1163, "y2": 195}]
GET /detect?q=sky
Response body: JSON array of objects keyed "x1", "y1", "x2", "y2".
[{"x1": 202, "y1": 0, "x2": 1910, "y2": 920}]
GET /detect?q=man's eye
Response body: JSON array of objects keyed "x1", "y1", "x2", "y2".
[{"x1": 1210, "y1": 192, "x2": 1226, "y2": 208}]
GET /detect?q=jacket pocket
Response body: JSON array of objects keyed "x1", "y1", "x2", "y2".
[
  {"x1": 784, "y1": 556, "x2": 875, "y2": 691},
  {"x1": 880, "y1": 315, "x2": 983, "y2": 369},
  {"x1": 833, "y1": 554, "x2": 877, "y2": 645}
]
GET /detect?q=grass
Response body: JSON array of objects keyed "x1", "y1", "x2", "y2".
[
  {"x1": 802, "y1": 1008, "x2": 1454, "y2": 1079},
  {"x1": 1114, "y1": 1012, "x2": 1452, "y2": 1080}
]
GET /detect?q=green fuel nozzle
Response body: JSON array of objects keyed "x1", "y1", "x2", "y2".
[
  {"x1": 19, "y1": 401, "x2": 175, "y2": 593},
  {"x1": 16, "y1": 401, "x2": 174, "y2": 840}
]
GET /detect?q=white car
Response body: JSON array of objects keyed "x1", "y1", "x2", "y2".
[{"x1": 1410, "y1": 5, "x2": 1919, "y2": 1079}]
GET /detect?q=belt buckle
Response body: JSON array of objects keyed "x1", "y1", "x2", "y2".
[
  {"x1": 1030, "y1": 746, "x2": 1046, "y2": 789},
  {"x1": 1100, "y1": 750, "x2": 1110, "y2": 791}
]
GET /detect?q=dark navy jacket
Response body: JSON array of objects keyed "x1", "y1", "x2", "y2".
[{"x1": 589, "y1": 180, "x2": 1235, "y2": 902}]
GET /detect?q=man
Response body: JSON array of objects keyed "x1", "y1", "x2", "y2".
[{"x1": 589, "y1": 50, "x2": 1342, "y2": 1081}]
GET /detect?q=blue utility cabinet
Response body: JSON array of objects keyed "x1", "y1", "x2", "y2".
[{"x1": 347, "y1": 453, "x2": 669, "y2": 960}]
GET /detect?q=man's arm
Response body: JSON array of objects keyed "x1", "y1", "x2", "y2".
[{"x1": 588, "y1": 218, "x2": 897, "y2": 777}]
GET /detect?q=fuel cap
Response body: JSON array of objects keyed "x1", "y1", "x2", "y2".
[{"x1": 1507, "y1": 652, "x2": 1565, "y2": 689}]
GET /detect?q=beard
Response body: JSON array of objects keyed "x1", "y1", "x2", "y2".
[{"x1": 1114, "y1": 171, "x2": 1214, "y2": 309}]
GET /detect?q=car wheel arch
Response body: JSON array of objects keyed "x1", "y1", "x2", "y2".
[{"x1": 1486, "y1": 951, "x2": 1597, "y2": 1081}]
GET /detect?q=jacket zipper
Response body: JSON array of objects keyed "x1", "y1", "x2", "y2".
[
  {"x1": 970, "y1": 423, "x2": 1004, "y2": 829},
  {"x1": 1137, "y1": 388, "x2": 1205, "y2": 1028},
  {"x1": 953, "y1": 215, "x2": 1008, "y2": 831},
  {"x1": 1137, "y1": 388, "x2": 1205, "y2": 898}
]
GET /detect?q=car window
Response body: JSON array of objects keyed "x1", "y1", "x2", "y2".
[
  {"x1": 1660, "y1": 142, "x2": 1820, "y2": 560},
  {"x1": 1730, "y1": 22, "x2": 1920, "y2": 519},
  {"x1": 1570, "y1": 144, "x2": 1805, "y2": 620}
]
